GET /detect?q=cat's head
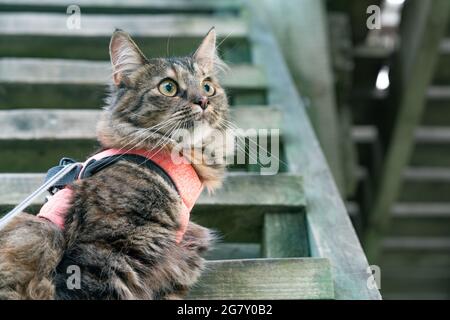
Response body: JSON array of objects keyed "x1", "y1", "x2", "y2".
[{"x1": 97, "y1": 28, "x2": 230, "y2": 158}]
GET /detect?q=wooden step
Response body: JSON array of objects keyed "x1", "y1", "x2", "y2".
[
  {"x1": 412, "y1": 127, "x2": 450, "y2": 166},
  {"x1": 0, "y1": 0, "x2": 242, "y2": 14},
  {"x1": 0, "y1": 59, "x2": 267, "y2": 108},
  {"x1": 0, "y1": 107, "x2": 281, "y2": 140},
  {"x1": 189, "y1": 258, "x2": 334, "y2": 300},
  {"x1": 381, "y1": 237, "x2": 450, "y2": 296},
  {"x1": 0, "y1": 173, "x2": 305, "y2": 242},
  {"x1": 0, "y1": 13, "x2": 246, "y2": 38},
  {"x1": 400, "y1": 167, "x2": 450, "y2": 202},
  {"x1": 0, "y1": 107, "x2": 281, "y2": 172},
  {"x1": 433, "y1": 39, "x2": 450, "y2": 85},
  {"x1": 389, "y1": 203, "x2": 450, "y2": 237},
  {"x1": 0, "y1": 13, "x2": 249, "y2": 61},
  {"x1": 205, "y1": 243, "x2": 261, "y2": 261},
  {"x1": 382, "y1": 237, "x2": 450, "y2": 270},
  {"x1": 424, "y1": 86, "x2": 450, "y2": 125},
  {"x1": 353, "y1": 125, "x2": 450, "y2": 167},
  {"x1": 0, "y1": 173, "x2": 304, "y2": 208}
]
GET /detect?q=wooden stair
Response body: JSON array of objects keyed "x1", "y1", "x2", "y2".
[{"x1": 0, "y1": 0, "x2": 379, "y2": 299}]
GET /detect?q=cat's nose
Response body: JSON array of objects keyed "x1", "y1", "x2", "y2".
[{"x1": 194, "y1": 96, "x2": 209, "y2": 110}]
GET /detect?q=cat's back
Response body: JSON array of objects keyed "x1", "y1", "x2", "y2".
[{"x1": 54, "y1": 160, "x2": 183, "y2": 299}]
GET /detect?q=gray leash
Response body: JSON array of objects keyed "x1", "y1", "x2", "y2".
[{"x1": 0, "y1": 162, "x2": 81, "y2": 231}]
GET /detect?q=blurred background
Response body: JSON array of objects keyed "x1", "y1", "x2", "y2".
[{"x1": 0, "y1": 0, "x2": 449, "y2": 300}]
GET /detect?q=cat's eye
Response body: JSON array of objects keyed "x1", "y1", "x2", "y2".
[
  {"x1": 202, "y1": 80, "x2": 215, "y2": 97},
  {"x1": 158, "y1": 79, "x2": 178, "y2": 97}
]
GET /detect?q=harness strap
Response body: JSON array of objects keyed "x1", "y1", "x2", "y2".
[{"x1": 39, "y1": 149, "x2": 203, "y2": 244}]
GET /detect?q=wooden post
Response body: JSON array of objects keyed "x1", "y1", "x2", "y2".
[
  {"x1": 365, "y1": 0, "x2": 450, "y2": 261},
  {"x1": 258, "y1": 0, "x2": 345, "y2": 194}
]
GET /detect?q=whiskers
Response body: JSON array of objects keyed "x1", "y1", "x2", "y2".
[{"x1": 219, "y1": 118, "x2": 287, "y2": 169}]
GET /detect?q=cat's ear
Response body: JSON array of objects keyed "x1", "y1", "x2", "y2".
[
  {"x1": 193, "y1": 27, "x2": 217, "y2": 71},
  {"x1": 109, "y1": 30, "x2": 148, "y2": 86}
]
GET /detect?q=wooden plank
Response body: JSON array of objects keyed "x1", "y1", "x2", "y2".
[
  {"x1": 381, "y1": 271, "x2": 450, "y2": 298},
  {"x1": 0, "y1": 59, "x2": 266, "y2": 108},
  {"x1": 205, "y1": 243, "x2": 261, "y2": 261},
  {"x1": 0, "y1": 13, "x2": 249, "y2": 61},
  {"x1": 0, "y1": 59, "x2": 265, "y2": 88},
  {"x1": 0, "y1": 173, "x2": 305, "y2": 208},
  {"x1": 423, "y1": 87, "x2": 450, "y2": 125},
  {"x1": 0, "y1": 0, "x2": 242, "y2": 13},
  {"x1": 353, "y1": 125, "x2": 450, "y2": 167},
  {"x1": 0, "y1": 13, "x2": 246, "y2": 37},
  {"x1": 399, "y1": 167, "x2": 450, "y2": 202},
  {"x1": 0, "y1": 173, "x2": 305, "y2": 242},
  {"x1": 365, "y1": 0, "x2": 450, "y2": 261},
  {"x1": 0, "y1": 107, "x2": 281, "y2": 140},
  {"x1": 188, "y1": 258, "x2": 334, "y2": 300},
  {"x1": 412, "y1": 127, "x2": 450, "y2": 166},
  {"x1": 248, "y1": 0, "x2": 380, "y2": 299},
  {"x1": 260, "y1": 0, "x2": 345, "y2": 193},
  {"x1": 389, "y1": 203, "x2": 450, "y2": 237},
  {"x1": 262, "y1": 213, "x2": 309, "y2": 258}
]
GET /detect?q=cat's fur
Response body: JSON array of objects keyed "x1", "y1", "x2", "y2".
[{"x1": 0, "y1": 29, "x2": 230, "y2": 299}]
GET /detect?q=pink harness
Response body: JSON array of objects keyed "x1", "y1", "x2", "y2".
[{"x1": 37, "y1": 149, "x2": 203, "y2": 243}]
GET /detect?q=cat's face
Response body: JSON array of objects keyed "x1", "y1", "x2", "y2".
[{"x1": 100, "y1": 28, "x2": 229, "y2": 150}]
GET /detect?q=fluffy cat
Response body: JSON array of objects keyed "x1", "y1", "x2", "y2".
[{"x1": 0, "y1": 28, "x2": 230, "y2": 299}]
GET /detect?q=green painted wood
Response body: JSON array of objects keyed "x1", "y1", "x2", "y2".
[
  {"x1": 0, "y1": 13, "x2": 246, "y2": 38},
  {"x1": 205, "y1": 243, "x2": 261, "y2": 261},
  {"x1": 247, "y1": 0, "x2": 380, "y2": 299},
  {"x1": 0, "y1": 13, "x2": 249, "y2": 62},
  {"x1": 423, "y1": 87, "x2": 450, "y2": 125},
  {"x1": 365, "y1": 0, "x2": 450, "y2": 261},
  {"x1": 381, "y1": 271, "x2": 450, "y2": 299},
  {"x1": 353, "y1": 125, "x2": 450, "y2": 167},
  {"x1": 398, "y1": 167, "x2": 450, "y2": 202},
  {"x1": 260, "y1": 0, "x2": 345, "y2": 193},
  {"x1": 0, "y1": 0, "x2": 242, "y2": 14},
  {"x1": 412, "y1": 127, "x2": 450, "y2": 166},
  {"x1": 0, "y1": 59, "x2": 266, "y2": 108},
  {"x1": 0, "y1": 173, "x2": 304, "y2": 207},
  {"x1": 389, "y1": 203, "x2": 450, "y2": 237},
  {"x1": 0, "y1": 107, "x2": 281, "y2": 140},
  {"x1": 262, "y1": 213, "x2": 309, "y2": 258},
  {"x1": 188, "y1": 258, "x2": 334, "y2": 300},
  {"x1": 0, "y1": 140, "x2": 286, "y2": 174},
  {"x1": 0, "y1": 174, "x2": 304, "y2": 242}
]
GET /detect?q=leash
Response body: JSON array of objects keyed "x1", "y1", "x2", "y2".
[{"x1": 0, "y1": 162, "x2": 81, "y2": 231}]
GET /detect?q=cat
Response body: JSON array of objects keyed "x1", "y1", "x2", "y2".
[{"x1": 0, "y1": 28, "x2": 231, "y2": 299}]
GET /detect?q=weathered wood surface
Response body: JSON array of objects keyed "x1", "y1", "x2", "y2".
[
  {"x1": 389, "y1": 203, "x2": 450, "y2": 237},
  {"x1": 0, "y1": 59, "x2": 266, "y2": 108},
  {"x1": 262, "y1": 213, "x2": 309, "y2": 258},
  {"x1": 0, "y1": 173, "x2": 305, "y2": 208},
  {"x1": 0, "y1": 13, "x2": 246, "y2": 38},
  {"x1": 399, "y1": 167, "x2": 450, "y2": 202},
  {"x1": 248, "y1": 0, "x2": 381, "y2": 299},
  {"x1": 205, "y1": 243, "x2": 261, "y2": 261},
  {"x1": 365, "y1": 0, "x2": 450, "y2": 261},
  {"x1": 0, "y1": 59, "x2": 265, "y2": 88},
  {"x1": 0, "y1": 0, "x2": 242, "y2": 13},
  {"x1": 0, "y1": 107, "x2": 281, "y2": 140},
  {"x1": 353, "y1": 125, "x2": 450, "y2": 167},
  {"x1": 188, "y1": 258, "x2": 334, "y2": 300}
]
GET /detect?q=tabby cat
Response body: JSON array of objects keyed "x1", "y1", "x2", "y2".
[{"x1": 0, "y1": 28, "x2": 231, "y2": 299}]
